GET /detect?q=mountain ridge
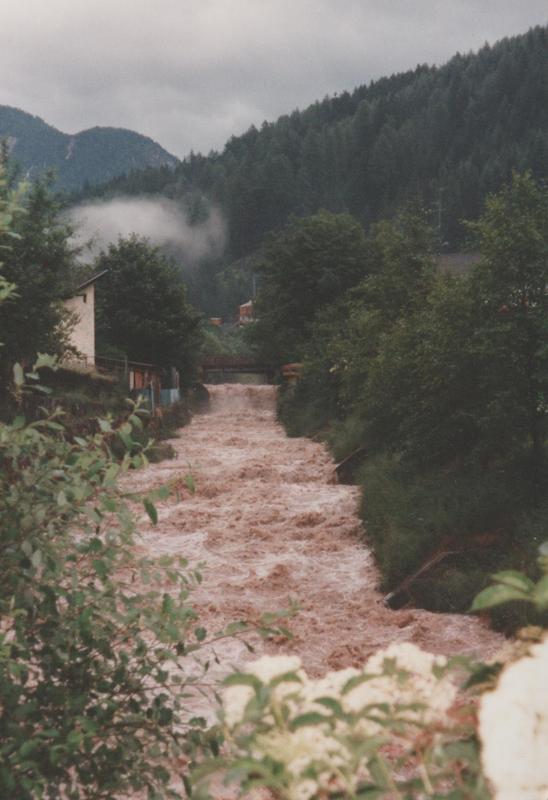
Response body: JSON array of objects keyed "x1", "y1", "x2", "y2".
[{"x1": 0, "y1": 105, "x2": 179, "y2": 190}]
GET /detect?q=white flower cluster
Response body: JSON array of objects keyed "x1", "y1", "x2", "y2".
[
  {"x1": 479, "y1": 635, "x2": 548, "y2": 800},
  {"x1": 223, "y1": 645, "x2": 457, "y2": 800},
  {"x1": 344, "y1": 642, "x2": 456, "y2": 730},
  {"x1": 223, "y1": 654, "x2": 305, "y2": 727}
]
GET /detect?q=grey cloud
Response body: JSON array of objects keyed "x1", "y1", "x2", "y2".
[{"x1": 1, "y1": 1, "x2": 546, "y2": 158}]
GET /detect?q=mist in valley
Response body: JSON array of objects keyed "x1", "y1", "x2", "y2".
[{"x1": 68, "y1": 196, "x2": 227, "y2": 268}]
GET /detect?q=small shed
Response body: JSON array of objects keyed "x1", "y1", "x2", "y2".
[
  {"x1": 63, "y1": 270, "x2": 108, "y2": 364},
  {"x1": 238, "y1": 300, "x2": 254, "y2": 325}
]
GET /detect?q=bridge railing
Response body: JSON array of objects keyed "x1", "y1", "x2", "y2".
[{"x1": 200, "y1": 355, "x2": 268, "y2": 370}]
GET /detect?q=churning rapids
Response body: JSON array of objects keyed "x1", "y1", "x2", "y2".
[{"x1": 126, "y1": 384, "x2": 503, "y2": 683}]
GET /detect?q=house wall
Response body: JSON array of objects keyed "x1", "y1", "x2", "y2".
[{"x1": 64, "y1": 283, "x2": 95, "y2": 363}]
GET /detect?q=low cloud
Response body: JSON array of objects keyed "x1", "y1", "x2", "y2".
[{"x1": 69, "y1": 197, "x2": 226, "y2": 266}]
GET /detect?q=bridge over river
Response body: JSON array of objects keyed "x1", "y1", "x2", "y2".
[{"x1": 200, "y1": 354, "x2": 274, "y2": 383}]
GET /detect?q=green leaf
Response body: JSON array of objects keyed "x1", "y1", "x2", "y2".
[
  {"x1": 464, "y1": 662, "x2": 502, "y2": 689},
  {"x1": 44, "y1": 421, "x2": 64, "y2": 431},
  {"x1": 34, "y1": 353, "x2": 57, "y2": 370},
  {"x1": 223, "y1": 673, "x2": 262, "y2": 691},
  {"x1": 21, "y1": 541, "x2": 33, "y2": 557},
  {"x1": 182, "y1": 775, "x2": 192, "y2": 797},
  {"x1": 533, "y1": 575, "x2": 548, "y2": 610},
  {"x1": 269, "y1": 670, "x2": 302, "y2": 688},
  {"x1": 101, "y1": 496, "x2": 118, "y2": 512},
  {"x1": 92, "y1": 559, "x2": 108, "y2": 581},
  {"x1": 342, "y1": 673, "x2": 375, "y2": 694},
  {"x1": 194, "y1": 627, "x2": 207, "y2": 642},
  {"x1": 224, "y1": 621, "x2": 248, "y2": 635},
  {"x1": 19, "y1": 740, "x2": 39, "y2": 758},
  {"x1": 368, "y1": 757, "x2": 389, "y2": 789},
  {"x1": 470, "y1": 583, "x2": 529, "y2": 611},
  {"x1": 442, "y1": 739, "x2": 480, "y2": 762},
  {"x1": 118, "y1": 430, "x2": 133, "y2": 449},
  {"x1": 490, "y1": 570, "x2": 535, "y2": 593},
  {"x1": 289, "y1": 712, "x2": 329, "y2": 730},
  {"x1": 315, "y1": 696, "x2": 344, "y2": 715},
  {"x1": 13, "y1": 363, "x2": 24, "y2": 386},
  {"x1": 129, "y1": 414, "x2": 143, "y2": 430},
  {"x1": 144, "y1": 498, "x2": 158, "y2": 525},
  {"x1": 185, "y1": 473, "x2": 196, "y2": 494},
  {"x1": 103, "y1": 463, "x2": 120, "y2": 485},
  {"x1": 354, "y1": 788, "x2": 386, "y2": 799}
]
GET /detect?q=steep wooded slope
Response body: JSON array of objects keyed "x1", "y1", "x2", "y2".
[{"x1": 75, "y1": 26, "x2": 547, "y2": 253}]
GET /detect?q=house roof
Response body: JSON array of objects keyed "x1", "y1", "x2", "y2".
[{"x1": 72, "y1": 269, "x2": 109, "y2": 293}]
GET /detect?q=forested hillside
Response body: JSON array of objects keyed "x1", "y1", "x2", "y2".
[
  {"x1": 76, "y1": 26, "x2": 547, "y2": 258},
  {"x1": 0, "y1": 105, "x2": 179, "y2": 191}
]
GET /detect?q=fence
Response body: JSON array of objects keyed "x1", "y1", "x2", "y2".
[{"x1": 94, "y1": 356, "x2": 180, "y2": 410}]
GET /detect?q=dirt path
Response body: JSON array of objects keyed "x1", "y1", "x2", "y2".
[{"x1": 125, "y1": 384, "x2": 502, "y2": 680}]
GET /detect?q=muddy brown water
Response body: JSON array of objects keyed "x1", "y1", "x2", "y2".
[{"x1": 125, "y1": 384, "x2": 503, "y2": 687}]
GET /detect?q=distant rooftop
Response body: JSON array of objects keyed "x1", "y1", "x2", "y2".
[{"x1": 437, "y1": 253, "x2": 481, "y2": 274}]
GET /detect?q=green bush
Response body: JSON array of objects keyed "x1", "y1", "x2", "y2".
[
  {"x1": 276, "y1": 176, "x2": 548, "y2": 624},
  {"x1": 327, "y1": 412, "x2": 368, "y2": 464},
  {"x1": 130, "y1": 401, "x2": 191, "y2": 462},
  {"x1": 0, "y1": 396, "x2": 181, "y2": 796},
  {"x1": 277, "y1": 374, "x2": 337, "y2": 439},
  {"x1": 0, "y1": 358, "x2": 293, "y2": 799},
  {"x1": 0, "y1": 371, "x2": 244, "y2": 798},
  {"x1": 358, "y1": 455, "x2": 525, "y2": 594},
  {"x1": 200, "y1": 324, "x2": 251, "y2": 357}
]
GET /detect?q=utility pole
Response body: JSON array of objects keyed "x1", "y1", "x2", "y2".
[{"x1": 437, "y1": 187, "x2": 443, "y2": 237}]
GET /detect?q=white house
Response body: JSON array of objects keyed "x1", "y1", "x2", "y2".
[{"x1": 63, "y1": 270, "x2": 107, "y2": 364}]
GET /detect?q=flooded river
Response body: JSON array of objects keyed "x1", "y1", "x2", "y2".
[{"x1": 126, "y1": 384, "x2": 503, "y2": 679}]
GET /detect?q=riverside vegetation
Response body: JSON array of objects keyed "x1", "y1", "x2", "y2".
[
  {"x1": 253, "y1": 171, "x2": 548, "y2": 626},
  {"x1": 1, "y1": 164, "x2": 548, "y2": 798}
]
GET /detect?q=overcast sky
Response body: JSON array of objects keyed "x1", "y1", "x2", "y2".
[{"x1": 1, "y1": 1, "x2": 546, "y2": 159}]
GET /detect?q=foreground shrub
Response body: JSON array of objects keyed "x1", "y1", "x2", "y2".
[
  {"x1": 0, "y1": 371, "x2": 285, "y2": 798},
  {"x1": 195, "y1": 552, "x2": 548, "y2": 800},
  {"x1": 0, "y1": 388, "x2": 196, "y2": 797},
  {"x1": 194, "y1": 646, "x2": 490, "y2": 799}
]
